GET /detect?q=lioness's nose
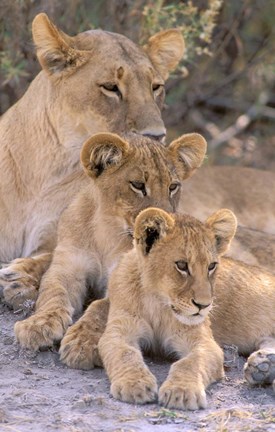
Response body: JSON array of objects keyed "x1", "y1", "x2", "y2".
[
  {"x1": 143, "y1": 133, "x2": 166, "y2": 142},
  {"x1": 134, "y1": 127, "x2": 166, "y2": 143}
]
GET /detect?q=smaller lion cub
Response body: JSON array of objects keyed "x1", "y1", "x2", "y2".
[{"x1": 99, "y1": 207, "x2": 237, "y2": 410}]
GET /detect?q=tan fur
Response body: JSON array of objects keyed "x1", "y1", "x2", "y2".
[
  {"x1": 179, "y1": 165, "x2": 275, "y2": 266},
  {"x1": 98, "y1": 208, "x2": 238, "y2": 409},
  {"x1": 180, "y1": 166, "x2": 275, "y2": 234},
  {"x1": 211, "y1": 256, "x2": 275, "y2": 389},
  {"x1": 14, "y1": 132, "x2": 206, "y2": 352},
  {"x1": 211, "y1": 258, "x2": 275, "y2": 354},
  {"x1": 233, "y1": 226, "x2": 275, "y2": 273},
  {"x1": 0, "y1": 13, "x2": 184, "y2": 263}
]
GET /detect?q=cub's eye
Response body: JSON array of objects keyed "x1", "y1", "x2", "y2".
[
  {"x1": 130, "y1": 181, "x2": 147, "y2": 196},
  {"x1": 208, "y1": 262, "x2": 217, "y2": 273},
  {"x1": 175, "y1": 260, "x2": 190, "y2": 275},
  {"x1": 100, "y1": 83, "x2": 122, "y2": 98},
  {"x1": 169, "y1": 182, "x2": 180, "y2": 196}
]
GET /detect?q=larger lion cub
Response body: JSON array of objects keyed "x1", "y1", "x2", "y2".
[
  {"x1": 99, "y1": 207, "x2": 237, "y2": 410},
  {"x1": 14, "y1": 132, "x2": 206, "y2": 353}
]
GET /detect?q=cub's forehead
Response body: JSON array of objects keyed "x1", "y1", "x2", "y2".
[
  {"x1": 126, "y1": 139, "x2": 176, "y2": 175},
  {"x1": 167, "y1": 226, "x2": 217, "y2": 263},
  {"x1": 172, "y1": 216, "x2": 216, "y2": 243}
]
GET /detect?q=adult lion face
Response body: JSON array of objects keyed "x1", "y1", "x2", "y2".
[{"x1": 32, "y1": 13, "x2": 185, "y2": 144}]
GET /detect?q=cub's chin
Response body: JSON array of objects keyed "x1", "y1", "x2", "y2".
[{"x1": 172, "y1": 310, "x2": 207, "y2": 326}]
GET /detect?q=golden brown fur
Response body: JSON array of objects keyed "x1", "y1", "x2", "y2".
[
  {"x1": 0, "y1": 13, "x2": 184, "y2": 264},
  {"x1": 14, "y1": 132, "x2": 207, "y2": 353},
  {"x1": 98, "y1": 208, "x2": 238, "y2": 410}
]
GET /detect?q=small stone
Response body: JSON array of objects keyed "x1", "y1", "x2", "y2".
[
  {"x1": 72, "y1": 400, "x2": 86, "y2": 409},
  {"x1": 23, "y1": 368, "x2": 33, "y2": 375},
  {"x1": 3, "y1": 337, "x2": 14, "y2": 345}
]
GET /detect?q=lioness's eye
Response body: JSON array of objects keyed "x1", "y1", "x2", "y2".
[
  {"x1": 175, "y1": 260, "x2": 190, "y2": 275},
  {"x1": 169, "y1": 183, "x2": 180, "y2": 196},
  {"x1": 208, "y1": 262, "x2": 217, "y2": 273},
  {"x1": 130, "y1": 181, "x2": 147, "y2": 196},
  {"x1": 101, "y1": 83, "x2": 122, "y2": 98},
  {"x1": 152, "y1": 83, "x2": 164, "y2": 95}
]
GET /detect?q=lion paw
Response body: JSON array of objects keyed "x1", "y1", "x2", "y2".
[
  {"x1": 111, "y1": 372, "x2": 158, "y2": 404},
  {"x1": 244, "y1": 349, "x2": 275, "y2": 386},
  {"x1": 158, "y1": 380, "x2": 207, "y2": 410},
  {"x1": 59, "y1": 321, "x2": 102, "y2": 369},
  {"x1": 15, "y1": 309, "x2": 72, "y2": 351},
  {"x1": 0, "y1": 260, "x2": 40, "y2": 310}
]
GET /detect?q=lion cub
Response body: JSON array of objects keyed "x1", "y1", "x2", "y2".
[
  {"x1": 98, "y1": 207, "x2": 237, "y2": 410},
  {"x1": 14, "y1": 132, "x2": 206, "y2": 355}
]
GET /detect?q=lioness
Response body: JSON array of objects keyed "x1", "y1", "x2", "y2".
[
  {"x1": 99, "y1": 207, "x2": 232, "y2": 410},
  {"x1": 14, "y1": 132, "x2": 207, "y2": 350},
  {"x1": 0, "y1": 13, "x2": 184, "y2": 263}
]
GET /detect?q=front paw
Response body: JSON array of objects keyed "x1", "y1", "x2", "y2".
[
  {"x1": 0, "y1": 260, "x2": 40, "y2": 310},
  {"x1": 159, "y1": 380, "x2": 207, "y2": 410},
  {"x1": 111, "y1": 372, "x2": 158, "y2": 405},
  {"x1": 244, "y1": 349, "x2": 275, "y2": 386},
  {"x1": 14, "y1": 309, "x2": 72, "y2": 350},
  {"x1": 59, "y1": 321, "x2": 102, "y2": 370}
]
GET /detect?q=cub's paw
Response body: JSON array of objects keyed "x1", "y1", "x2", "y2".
[
  {"x1": 159, "y1": 380, "x2": 207, "y2": 410},
  {"x1": 0, "y1": 259, "x2": 41, "y2": 310},
  {"x1": 59, "y1": 321, "x2": 102, "y2": 369},
  {"x1": 15, "y1": 309, "x2": 72, "y2": 351},
  {"x1": 111, "y1": 372, "x2": 158, "y2": 404},
  {"x1": 244, "y1": 349, "x2": 275, "y2": 385}
]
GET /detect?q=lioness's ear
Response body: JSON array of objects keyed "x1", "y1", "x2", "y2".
[
  {"x1": 206, "y1": 209, "x2": 237, "y2": 255},
  {"x1": 143, "y1": 29, "x2": 185, "y2": 80},
  {"x1": 134, "y1": 208, "x2": 175, "y2": 255},
  {"x1": 80, "y1": 133, "x2": 130, "y2": 178},
  {"x1": 168, "y1": 133, "x2": 207, "y2": 180},
  {"x1": 32, "y1": 13, "x2": 89, "y2": 76}
]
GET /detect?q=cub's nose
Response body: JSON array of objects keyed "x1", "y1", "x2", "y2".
[{"x1": 192, "y1": 299, "x2": 211, "y2": 310}]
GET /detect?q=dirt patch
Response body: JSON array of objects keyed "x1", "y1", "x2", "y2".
[{"x1": 0, "y1": 302, "x2": 274, "y2": 432}]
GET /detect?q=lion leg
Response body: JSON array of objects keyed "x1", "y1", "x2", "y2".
[
  {"x1": 159, "y1": 338, "x2": 224, "y2": 410},
  {"x1": 98, "y1": 314, "x2": 158, "y2": 405},
  {"x1": 59, "y1": 298, "x2": 110, "y2": 370},
  {"x1": 244, "y1": 336, "x2": 275, "y2": 389},
  {"x1": 0, "y1": 252, "x2": 52, "y2": 310},
  {"x1": 14, "y1": 249, "x2": 93, "y2": 351}
]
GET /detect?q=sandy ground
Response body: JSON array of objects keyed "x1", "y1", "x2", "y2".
[{"x1": 0, "y1": 302, "x2": 274, "y2": 432}]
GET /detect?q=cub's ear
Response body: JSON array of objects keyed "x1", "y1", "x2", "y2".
[
  {"x1": 205, "y1": 209, "x2": 237, "y2": 255},
  {"x1": 168, "y1": 133, "x2": 207, "y2": 180},
  {"x1": 80, "y1": 133, "x2": 130, "y2": 178},
  {"x1": 134, "y1": 208, "x2": 175, "y2": 256},
  {"x1": 143, "y1": 29, "x2": 185, "y2": 80},
  {"x1": 32, "y1": 13, "x2": 89, "y2": 77}
]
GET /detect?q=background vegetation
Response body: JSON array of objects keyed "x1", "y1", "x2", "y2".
[{"x1": 1, "y1": 0, "x2": 274, "y2": 169}]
